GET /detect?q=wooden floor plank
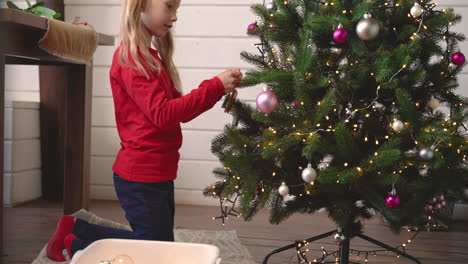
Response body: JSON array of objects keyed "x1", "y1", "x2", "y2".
[{"x1": 2, "y1": 199, "x2": 468, "y2": 264}]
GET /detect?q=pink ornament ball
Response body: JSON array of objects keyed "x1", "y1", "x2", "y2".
[
  {"x1": 333, "y1": 28, "x2": 348, "y2": 43},
  {"x1": 385, "y1": 194, "x2": 401, "y2": 208},
  {"x1": 256, "y1": 90, "x2": 278, "y2": 113},
  {"x1": 247, "y1": 22, "x2": 259, "y2": 35},
  {"x1": 451, "y1": 52, "x2": 465, "y2": 66},
  {"x1": 293, "y1": 100, "x2": 299, "y2": 107}
]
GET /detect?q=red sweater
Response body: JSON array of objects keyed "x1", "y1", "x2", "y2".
[{"x1": 109, "y1": 46, "x2": 225, "y2": 182}]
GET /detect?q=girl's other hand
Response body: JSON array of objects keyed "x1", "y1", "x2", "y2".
[{"x1": 217, "y1": 69, "x2": 243, "y2": 94}]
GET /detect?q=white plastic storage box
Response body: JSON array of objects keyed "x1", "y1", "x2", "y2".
[
  {"x1": 3, "y1": 101, "x2": 41, "y2": 207},
  {"x1": 70, "y1": 239, "x2": 221, "y2": 264}
]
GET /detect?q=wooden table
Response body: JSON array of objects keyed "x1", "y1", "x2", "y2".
[{"x1": 0, "y1": 8, "x2": 114, "y2": 253}]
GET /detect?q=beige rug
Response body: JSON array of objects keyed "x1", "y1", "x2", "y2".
[{"x1": 32, "y1": 209, "x2": 256, "y2": 264}]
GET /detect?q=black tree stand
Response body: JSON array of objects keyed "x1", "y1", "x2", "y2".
[{"x1": 262, "y1": 229, "x2": 421, "y2": 264}]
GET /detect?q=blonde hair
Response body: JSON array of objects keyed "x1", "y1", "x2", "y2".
[{"x1": 118, "y1": 0, "x2": 182, "y2": 93}]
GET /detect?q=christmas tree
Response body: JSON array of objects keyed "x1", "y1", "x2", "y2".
[{"x1": 205, "y1": 0, "x2": 468, "y2": 261}]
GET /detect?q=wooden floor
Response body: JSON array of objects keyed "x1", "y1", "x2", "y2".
[{"x1": 2, "y1": 200, "x2": 468, "y2": 264}]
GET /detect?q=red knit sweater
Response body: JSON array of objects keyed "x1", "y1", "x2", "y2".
[{"x1": 109, "y1": 46, "x2": 225, "y2": 182}]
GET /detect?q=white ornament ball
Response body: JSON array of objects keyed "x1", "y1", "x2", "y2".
[
  {"x1": 392, "y1": 119, "x2": 404, "y2": 132},
  {"x1": 266, "y1": 1, "x2": 277, "y2": 12},
  {"x1": 330, "y1": 47, "x2": 342, "y2": 55},
  {"x1": 302, "y1": 163, "x2": 317, "y2": 183},
  {"x1": 356, "y1": 14, "x2": 380, "y2": 40},
  {"x1": 419, "y1": 167, "x2": 429, "y2": 177},
  {"x1": 318, "y1": 155, "x2": 333, "y2": 170},
  {"x1": 278, "y1": 182, "x2": 289, "y2": 196},
  {"x1": 332, "y1": 232, "x2": 347, "y2": 245},
  {"x1": 410, "y1": 3, "x2": 423, "y2": 18},
  {"x1": 427, "y1": 96, "x2": 440, "y2": 110},
  {"x1": 111, "y1": 255, "x2": 135, "y2": 264},
  {"x1": 307, "y1": 39, "x2": 318, "y2": 53},
  {"x1": 405, "y1": 148, "x2": 418, "y2": 157}
]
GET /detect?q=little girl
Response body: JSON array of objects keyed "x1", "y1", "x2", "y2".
[{"x1": 46, "y1": 0, "x2": 242, "y2": 260}]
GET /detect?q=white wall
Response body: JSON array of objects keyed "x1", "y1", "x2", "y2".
[{"x1": 2, "y1": 0, "x2": 468, "y2": 207}]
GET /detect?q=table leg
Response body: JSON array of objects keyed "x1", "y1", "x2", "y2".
[
  {"x1": 62, "y1": 63, "x2": 92, "y2": 214},
  {"x1": 39, "y1": 66, "x2": 67, "y2": 201}
]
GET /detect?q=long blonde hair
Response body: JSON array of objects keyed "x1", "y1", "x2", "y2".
[{"x1": 118, "y1": 0, "x2": 182, "y2": 93}]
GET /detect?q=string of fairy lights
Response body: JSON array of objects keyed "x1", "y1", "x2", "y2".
[{"x1": 295, "y1": 229, "x2": 419, "y2": 263}]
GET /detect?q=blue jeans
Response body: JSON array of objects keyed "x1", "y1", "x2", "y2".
[{"x1": 70, "y1": 173, "x2": 175, "y2": 254}]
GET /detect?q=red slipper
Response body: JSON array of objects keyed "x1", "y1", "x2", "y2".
[
  {"x1": 64, "y1": 233, "x2": 78, "y2": 259},
  {"x1": 46, "y1": 215, "x2": 75, "y2": 261}
]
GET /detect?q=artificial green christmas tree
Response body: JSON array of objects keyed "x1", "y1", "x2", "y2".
[{"x1": 205, "y1": 0, "x2": 468, "y2": 262}]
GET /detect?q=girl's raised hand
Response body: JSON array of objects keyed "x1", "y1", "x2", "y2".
[{"x1": 217, "y1": 69, "x2": 243, "y2": 94}]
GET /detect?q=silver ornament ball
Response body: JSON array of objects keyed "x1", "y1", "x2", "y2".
[
  {"x1": 278, "y1": 182, "x2": 289, "y2": 197},
  {"x1": 302, "y1": 163, "x2": 317, "y2": 183},
  {"x1": 356, "y1": 14, "x2": 380, "y2": 40},
  {"x1": 392, "y1": 119, "x2": 404, "y2": 132},
  {"x1": 419, "y1": 148, "x2": 435, "y2": 161},
  {"x1": 410, "y1": 3, "x2": 423, "y2": 17}
]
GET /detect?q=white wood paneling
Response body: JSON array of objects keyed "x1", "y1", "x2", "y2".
[
  {"x1": 0, "y1": 0, "x2": 29, "y2": 8},
  {"x1": 91, "y1": 127, "x2": 120, "y2": 156},
  {"x1": 90, "y1": 156, "x2": 115, "y2": 185},
  {"x1": 10, "y1": 107, "x2": 40, "y2": 140},
  {"x1": 65, "y1": 5, "x2": 257, "y2": 37},
  {"x1": 11, "y1": 140, "x2": 41, "y2": 172},
  {"x1": 10, "y1": 170, "x2": 42, "y2": 205},
  {"x1": 456, "y1": 73, "x2": 468, "y2": 97},
  {"x1": 4, "y1": 65, "x2": 40, "y2": 92},
  {"x1": 180, "y1": 130, "x2": 219, "y2": 161},
  {"x1": 93, "y1": 38, "x2": 258, "y2": 68},
  {"x1": 2, "y1": 140, "x2": 41, "y2": 173}
]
